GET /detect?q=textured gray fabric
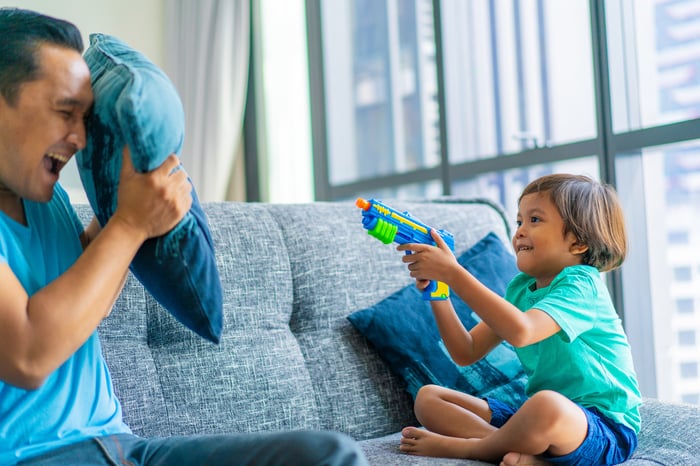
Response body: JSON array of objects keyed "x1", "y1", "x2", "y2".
[
  {"x1": 70, "y1": 199, "x2": 699, "y2": 465},
  {"x1": 629, "y1": 398, "x2": 700, "y2": 465}
]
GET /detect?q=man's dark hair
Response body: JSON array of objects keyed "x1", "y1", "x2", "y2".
[{"x1": 0, "y1": 8, "x2": 83, "y2": 105}]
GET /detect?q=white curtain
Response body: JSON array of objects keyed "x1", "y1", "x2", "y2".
[{"x1": 165, "y1": 0, "x2": 250, "y2": 201}]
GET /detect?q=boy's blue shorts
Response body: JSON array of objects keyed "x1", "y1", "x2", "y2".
[{"x1": 486, "y1": 397, "x2": 638, "y2": 466}]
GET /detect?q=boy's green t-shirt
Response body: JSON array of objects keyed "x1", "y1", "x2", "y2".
[{"x1": 506, "y1": 265, "x2": 642, "y2": 433}]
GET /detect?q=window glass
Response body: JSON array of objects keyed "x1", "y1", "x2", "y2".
[
  {"x1": 678, "y1": 330, "x2": 696, "y2": 346},
  {"x1": 321, "y1": 0, "x2": 439, "y2": 185},
  {"x1": 674, "y1": 266, "x2": 693, "y2": 282},
  {"x1": 616, "y1": 139, "x2": 700, "y2": 404},
  {"x1": 355, "y1": 180, "x2": 442, "y2": 201},
  {"x1": 668, "y1": 230, "x2": 690, "y2": 244},
  {"x1": 440, "y1": 0, "x2": 596, "y2": 162},
  {"x1": 451, "y1": 156, "x2": 599, "y2": 223},
  {"x1": 606, "y1": 0, "x2": 700, "y2": 132},
  {"x1": 676, "y1": 298, "x2": 695, "y2": 314},
  {"x1": 680, "y1": 362, "x2": 698, "y2": 379}
]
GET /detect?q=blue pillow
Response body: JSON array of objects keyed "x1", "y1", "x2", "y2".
[
  {"x1": 76, "y1": 33, "x2": 223, "y2": 343},
  {"x1": 348, "y1": 232, "x2": 528, "y2": 405}
]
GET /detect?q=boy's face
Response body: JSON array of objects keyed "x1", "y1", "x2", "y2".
[
  {"x1": 512, "y1": 191, "x2": 586, "y2": 288},
  {"x1": 0, "y1": 43, "x2": 93, "y2": 204}
]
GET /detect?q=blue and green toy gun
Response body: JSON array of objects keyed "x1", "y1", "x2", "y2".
[{"x1": 356, "y1": 198, "x2": 455, "y2": 301}]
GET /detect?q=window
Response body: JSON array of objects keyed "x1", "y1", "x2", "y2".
[
  {"x1": 306, "y1": 0, "x2": 700, "y2": 404},
  {"x1": 678, "y1": 330, "x2": 696, "y2": 346},
  {"x1": 680, "y1": 362, "x2": 698, "y2": 379},
  {"x1": 317, "y1": 0, "x2": 440, "y2": 189},
  {"x1": 674, "y1": 266, "x2": 693, "y2": 282},
  {"x1": 668, "y1": 231, "x2": 689, "y2": 245},
  {"x1": 677, "y1": 298, "x2": 695, "y2": 314}
]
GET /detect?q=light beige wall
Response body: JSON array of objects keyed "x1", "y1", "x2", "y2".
[{"x1": 0, "y1": 0, "x2": 166, "y2": 66}]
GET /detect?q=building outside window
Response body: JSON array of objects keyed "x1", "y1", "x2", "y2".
[{"x1": 307, "y1": 0, "x2": 700, "y2": 404}]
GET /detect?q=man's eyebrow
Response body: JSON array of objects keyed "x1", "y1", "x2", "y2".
[
  {"x1": 55, "y1": 97, "x2": 82, "y2": 106},
  {"x1": 55, "y1": 97, "x2": 92, "y2": 113}
]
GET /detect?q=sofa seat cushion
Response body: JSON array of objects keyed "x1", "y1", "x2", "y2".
[{"x1": 88, "y1": 203, "x2": 321, "y2": 436}]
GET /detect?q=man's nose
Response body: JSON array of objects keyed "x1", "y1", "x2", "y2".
[{"x1": 67, "y1": 119, "x2": 87, "y2": 150}]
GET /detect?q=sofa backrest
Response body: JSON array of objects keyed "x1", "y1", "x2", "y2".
[{"x1": 79, "y1": 198, "x2": 512, "y2": 440}]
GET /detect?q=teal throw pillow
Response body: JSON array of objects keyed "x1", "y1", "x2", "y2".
[
  {"x1": 76, "y1": 33, "x2": 222, "y2": 343},
  {"x1": 348, "y1": 232, "x2": 528, "y2": 405}
]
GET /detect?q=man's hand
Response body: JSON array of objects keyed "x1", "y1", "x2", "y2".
[{"x1": 111, "y1": 146, "x2": 192, "y2": 241}]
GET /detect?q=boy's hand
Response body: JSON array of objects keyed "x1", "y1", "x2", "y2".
[
  {"x1": 112, "y1": 145, "x2": 193, "y2": 240},
  {"x1": 398, "y1": 229, "x2": 459, "y2": 286}
]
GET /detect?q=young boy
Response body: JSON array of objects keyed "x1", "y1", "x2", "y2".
[{"x1": 397, "y1": 174, "x2": 641, "y2": 465}]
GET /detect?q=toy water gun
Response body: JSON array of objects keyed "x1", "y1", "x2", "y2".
[{"x1": 356, "y1": 198, "x2": 455, "y2": 300}]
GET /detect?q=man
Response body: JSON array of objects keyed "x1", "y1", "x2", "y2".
[{"x1": 0, "y1": 8, "x2": 367, "y2": 465}]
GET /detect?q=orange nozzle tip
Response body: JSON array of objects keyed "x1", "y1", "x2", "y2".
[{"x1": 356, "y1": 198, "x2": 370, "y2": 210}]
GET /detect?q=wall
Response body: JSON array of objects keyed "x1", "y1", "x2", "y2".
[{"x1": 0, "y1": 1, "x2": 165, "y2": 66}]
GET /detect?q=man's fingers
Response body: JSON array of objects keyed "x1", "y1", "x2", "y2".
[{"x1": 157, "y1": 154, "x2": 181, "y2": 176}]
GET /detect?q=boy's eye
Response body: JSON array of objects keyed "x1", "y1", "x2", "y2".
[
  {"x1": 531, "y1": 216, "x2": 540, "y2": 223},
  {"x1": 515, "y1": 220, "x2": 522, "y2": 227}
]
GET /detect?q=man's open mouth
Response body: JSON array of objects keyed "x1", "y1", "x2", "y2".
[{"x1": 46, "y1": 152, "x2": 69, "y2": 175}]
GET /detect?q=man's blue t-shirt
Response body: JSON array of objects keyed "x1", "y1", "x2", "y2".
[{"x1": 0, "y1": 184, "x2": 130, "y2": 464}]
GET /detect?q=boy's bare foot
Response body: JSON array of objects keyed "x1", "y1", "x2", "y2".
[
  {"x1": 399, "y1": 427, "x2": 470, "y2": 458},
  {"x1": 500, "y1": 452, "x2": 551, "y2": 466}
]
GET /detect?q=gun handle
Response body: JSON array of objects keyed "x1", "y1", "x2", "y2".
[{"x1": 422, "y1": 280, "x2": 450, "y2": 301}]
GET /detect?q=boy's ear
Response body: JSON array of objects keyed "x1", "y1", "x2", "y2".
[{"x1": 570, "y1": 241, "x2": 589, "y2": 256}]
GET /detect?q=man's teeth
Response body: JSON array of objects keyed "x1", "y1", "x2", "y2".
[{"x1": 47, "y1": 152, "x2": 69, "y2": 163}]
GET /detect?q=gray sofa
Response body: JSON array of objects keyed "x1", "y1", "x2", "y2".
[{"x1": 77, "y1": 199, "x2": 700, "y2": 465}]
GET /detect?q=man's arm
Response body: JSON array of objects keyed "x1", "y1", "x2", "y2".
[
  {"x1": 0, "y1": 148, "x2": 191, "y2": 390},
  {"x1": 80, "y1": 216, "x2": 127, "y2": 318}
]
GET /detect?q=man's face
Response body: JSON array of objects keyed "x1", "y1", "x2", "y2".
[{"x1": 0, "y1": 44, "x2": 93, "y2": 203}]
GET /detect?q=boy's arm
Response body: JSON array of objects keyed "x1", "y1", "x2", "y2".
[
  {"x1": 402, "y1": 230, "x2": 561, "y2": 347},
  {"x1": 429, "y1": 299, "x2": 502, "y2": 366},
  {"x1": 447, "y1": 270, "x2": 560, "y2": 347}
]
